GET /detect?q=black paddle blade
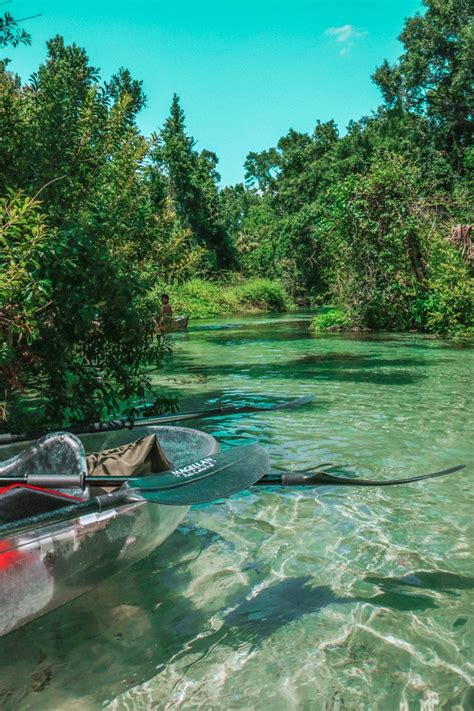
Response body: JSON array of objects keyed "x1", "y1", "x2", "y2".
[
  {"x1": 256, "y1": 464, "x2": 466, "y2": 487},
  {"x1": 260, "y1": 394, "x2": 314, "y2": 411},
  {"x1": 0, "y1": 394, "x2": 315, "y2": 445},
  {"x1": 126, "y1": 444, "x2": 269, "y2": 505},
  {"x1": 144, "y1": 393, "x2": 316, "y2": 424}
]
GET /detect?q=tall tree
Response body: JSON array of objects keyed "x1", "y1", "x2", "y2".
[
  {"x1": 0, "y1": 38, "x2": 167, "y2": 428},
  {"x1": 373, "y1": 0, "x2": 474, "y2": 170},
  {"x1": 154, "y1": 94, "x2": 234, "y2": 267}
]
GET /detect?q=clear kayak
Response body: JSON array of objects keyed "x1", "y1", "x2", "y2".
[{"x1": 0, "y1": 426, "x2": 218, "y2": 637}]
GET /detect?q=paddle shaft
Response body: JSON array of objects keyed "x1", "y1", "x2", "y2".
[
  {"x1": 0, "y1": 473, "x2": 146, "y2": 488},
  {"x1": 0, "y1": 444, "x2": 270, "y2": 538},
  {"x1": 0, "y1": 463, "x2": 465, "y2": 490},
  {"x1": 0, "y1": 395, "x2": 314, "y2": 445}
]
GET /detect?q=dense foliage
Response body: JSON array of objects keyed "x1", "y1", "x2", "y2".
[
  {"x1": 311, "y1": 155, "x2": 472, "y2": 332},
  {"x1": 0, "y1": 38, "x2": 208, "y2": 427},
  {"x1": 223, "y1": 0, "x2": 473, "y2": 332},
  {"x1": 149, "y1": 277, "x2": 290, "y2": 319},
  {"x1": 0, "y1": 0, "x2": 472, "y2": 429}
]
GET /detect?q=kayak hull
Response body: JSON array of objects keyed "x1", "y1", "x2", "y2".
[
  {"x1": 0, "y1": 426, "x2": 218, "y2": 636},
  {"x1": 155, "y1": 315, "x2": 189, "y2": 334}
]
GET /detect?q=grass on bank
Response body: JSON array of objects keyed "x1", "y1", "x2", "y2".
[
  {"x1": 311, "y1": 308, "x2": 352, "y2": 332},
  {"x1": 149, "y1": 278, "x2": 292, "y2": 319},
  {"x1": 312, "y1": 302, "x2": 474, "y2": 336}
]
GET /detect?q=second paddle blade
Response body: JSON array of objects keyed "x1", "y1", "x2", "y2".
[{"x1": 126, "y1": 444, "x2": 269, "y2": 505}]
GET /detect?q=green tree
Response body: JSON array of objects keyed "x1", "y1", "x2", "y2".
[
  {"x1": 320, "y1": 154, "x2": 472, "y2": 333},
  {"x1": 226, "y1": 0, "x2": 473, "y2": 311},
  {"x1": 153, "y1": 94, "x2": 234, "y2": 267},
  {"x1": 373, "y1": 0, "x2": 474, "y2": 171},
  {"x1": 0, "y1": 61, "x2": 24, "y2": 192},
  {"x1": 0, "y1": 38, "x2": 170, "y2": 428},
  {"x1": 0, "y1": 11, "x2": 32, "y2": 48}
]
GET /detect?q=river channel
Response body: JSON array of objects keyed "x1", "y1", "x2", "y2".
[{"x1": 1, "y1": 311, "x2": 472, "y2": 710}]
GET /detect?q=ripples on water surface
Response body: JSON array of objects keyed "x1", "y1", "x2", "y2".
[{"x1": 1, "y1": 311, "x2": 473, "y2": 710}]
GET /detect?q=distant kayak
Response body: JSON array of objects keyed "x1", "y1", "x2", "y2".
[{"x1": 155, "y1": 315, "x2": 189, "y2": 334}]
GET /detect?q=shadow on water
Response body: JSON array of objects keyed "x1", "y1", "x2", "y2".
[
  {"x1": 365, "y1": 570, "x2": 474, "y2": 595},
  {"x1": 162, "y1": 573, "x2": 441, "y2": 674},
  {"x1": 180, "y1": 576, "x2": 339, "y2": 660},
  {"x1": 197, "y1": 330, "x2": 314, "y2": 346},
  {"x1": 0, "y1": 523, "x2": 448, "y2": 710},
  {"x1": 140, "y1": 388, "x2": 330, "y2": 431},
  {"x1": 162, "y1": 344, "x2": 445, "y2": 394},
  {"x1": 190, "y1": 319, "x2": 314, "y2": 335},
  {"x1": 221, "y1": 575, "x2": 440, "y2": 642},
  {"x1": 188, "y1": 318, "x2": 474, "y2": 354},
  {"x1": 298, "y1": 353, "x2": 439, "y2": 368},
  {"x1": 176, "y1": 355, "x2": 427, "y2": 387},
  {"x1": 382, "y1": 338, "x2": 474, "y2": 351},
  {"x1": 187, "y1": 317, "x2": 314, "y2": 343}
]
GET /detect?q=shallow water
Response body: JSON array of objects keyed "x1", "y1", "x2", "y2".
[{"x1": 1, "y1": 311, "x2": 473, "y2": 710}]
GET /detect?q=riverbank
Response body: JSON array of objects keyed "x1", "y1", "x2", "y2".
[
  {"x1": 149, "y1": 278, "x2": 292, "y2": 319},
  {"x1": 312, "y1": 306, "x2": 474, "y2": 336}
]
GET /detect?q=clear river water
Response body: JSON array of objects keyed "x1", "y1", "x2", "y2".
[{"x1": 1, "y1": 311, "x2": 473, "y2": 710}]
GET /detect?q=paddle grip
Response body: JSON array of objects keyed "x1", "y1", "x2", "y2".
[{"x1": 26, "y1": 473, "x2": 86, "y2": 489}]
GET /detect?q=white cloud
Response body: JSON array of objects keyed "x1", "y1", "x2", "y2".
[{"x1": 325, "y1": 24, "x2": 366, "y2": 55}]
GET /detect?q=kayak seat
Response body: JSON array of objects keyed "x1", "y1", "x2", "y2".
[
  {"x1": 0, "y1": 484, "x2": 82, "y2": 526},
  {"x1": 86, "y1": 434, "x2": 170, "y2": 491}
]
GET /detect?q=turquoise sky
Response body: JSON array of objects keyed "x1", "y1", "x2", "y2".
[{"x1": 7, "y1": 1, "x2": 422, "y2": 185}]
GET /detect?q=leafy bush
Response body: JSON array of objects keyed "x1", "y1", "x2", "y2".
[
  {"x1": 414, "y1": 235, "x2": 473, "y2": 335},
  {"x1": 321, "y1": 155, "x2": 429, "y2": 330},
  {"x1": 0, "y1": 187, "x2": 169, "y2": 430},
  {"x1": 0, "y1": 192, "x2": 52, "y2": 421},
  {"x1": 149, "y1": 278, "x2": 237, "y2": 318},
  {"x1": 314, "y1": 155, "x2": 472, "y2": 334},
  {"x1": 148, "y1": 278, "x2": 290, "y2": 318},
  {"x1": 234, "y1": 278, "x2": 290, "y2": 311},
  {"x1": 311, "y1": 308, "x2": 351, "y2": 331}
]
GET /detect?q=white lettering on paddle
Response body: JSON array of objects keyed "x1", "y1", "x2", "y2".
[{"x1": 171, "y1": 457, "x2": 216, "y2": 479}]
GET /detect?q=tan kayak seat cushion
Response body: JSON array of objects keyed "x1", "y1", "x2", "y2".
[{"x1": 86, "y1": 434, "x2": 171, "y2": 484}]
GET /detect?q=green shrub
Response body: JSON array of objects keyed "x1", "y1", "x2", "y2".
[
  {"x1": 1, "y1": 190, "x2": 169, "y2": 429},
  {"x1": 321, "y1": 156, "x2": 427, "y2": 331},
  {"x1": 234, "y1": 278, "x2": 290, "y2": 311},
  {"x1": 178, "y1": 278, "x2": 240, "y2": 316},
  {"x1": 311, "y1": 308, "x2": 352, "y2": 331},
  {"x1": 414, "y1": 237, "x2": 474, "y2": 335},
  {"x1": 148, "y1": 277, "x2": 290, "y2": 318},
  {"x1": 318, "y1": 155, "x2": 473, "y2": 335},
  {"x1": 149, "y1": 279, "x2": 232, "y2": 318}
]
